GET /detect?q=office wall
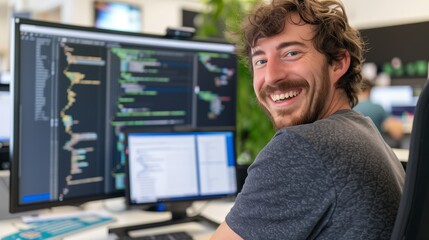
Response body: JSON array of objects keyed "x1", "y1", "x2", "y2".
[
  {"x1": 342, "y1": 0, "x2": 429, "y2": 29},
  {"x1": 2, "y1": 0, "x2": 429, "y2": 72},
  {"x1": 60, "y1": 0, "x2": 204, "y2": 35},
  {"x1": 59, "y1": 0, "x2": 429, "y2": 33},
  {"x1": 0, "y1": 0, "x2": 204, "y2": 72},
  {"x1": 0, "y1": 2, "x2": 10, "y2": 71}
]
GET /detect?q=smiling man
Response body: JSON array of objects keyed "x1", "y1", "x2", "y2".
[{"x1": 210, "y1": 0, "x2": 405, "y2": 239}]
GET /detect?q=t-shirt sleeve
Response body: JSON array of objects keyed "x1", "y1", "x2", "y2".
[{"x1": 226, "y1": 130, "x2": 337, "y2": 240}]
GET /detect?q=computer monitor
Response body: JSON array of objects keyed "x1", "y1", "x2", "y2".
[
  {"x1": 109, "y1": 129, "x2": 237, "y2": 234},
  {"x1": 127, "y1": 130, "x2": 236, "y2": 205},
  {"x1": 370, "y1": 85, "x2": 417, "y2": 116},
  {"x1": 10, "y1": 18, "x2": 237, "y2": 213},
  {"x1": 94, "y1": 1, "x2": 142, "y2": 33}
]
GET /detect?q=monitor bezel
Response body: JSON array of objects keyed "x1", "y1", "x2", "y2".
[
  {"x1": 10, "y1": 18, "x2": 237, "y2": 213},
  {"x1": 123, "y1": 127, "x2": 239, "y2": 208}
]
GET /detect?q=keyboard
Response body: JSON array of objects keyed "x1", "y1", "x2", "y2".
[
  {"x1": 2, "y1": 213, "x2": 114, "y2": 240},
  {"x1": 117, "y1": 231, "x2": 193, "y2": 240}
]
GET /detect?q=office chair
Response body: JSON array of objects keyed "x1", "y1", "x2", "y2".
[{"x1": 390, "y1": 80, "x2": 429, "y2": 240}]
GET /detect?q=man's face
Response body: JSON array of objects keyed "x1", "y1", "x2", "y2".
[{"x1": 251, "y1": 14, "x2": 338, "y2": 130}]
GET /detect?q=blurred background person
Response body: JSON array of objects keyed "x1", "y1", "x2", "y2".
[{"x1": 354, "y1": 79, "x2": 405, "y2": 148}]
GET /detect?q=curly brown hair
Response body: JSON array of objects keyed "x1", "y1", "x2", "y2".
[{"x1": 236, "y1": 0, "x2": 365, "y2": 107}]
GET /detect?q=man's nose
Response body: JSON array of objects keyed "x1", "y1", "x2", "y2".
[{"x1": 264, "y1": 57, "x2": 287, "y2": 86}]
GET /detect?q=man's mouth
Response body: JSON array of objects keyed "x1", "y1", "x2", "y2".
[{"x1": 270, "y1": 90, "x2": 300, "y2": 102}]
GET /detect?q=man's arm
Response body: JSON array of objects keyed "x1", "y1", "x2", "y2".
[
  {"x1": 210, "y1": 221, "x2": 243, "y2": 240},
  {"x1": 382, "y1": 116, "x2": 405, "y2": 141}
]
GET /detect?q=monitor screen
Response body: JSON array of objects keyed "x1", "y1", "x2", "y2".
[
  {"x1": 126, "y1": 130, "x2": 237, "y2": 206},
  {"x1": 0, "y1": 91, "x2": 10, "y2": 142},
  {"x1": 10, "y1": 18, "x2": 237, "y2": 213},
  {"x1": 94, "y1": 1, "x2": 142, "y2": 32},
  {"x1": 370, "y1": 85, "x2": 417, "y2": 116}
]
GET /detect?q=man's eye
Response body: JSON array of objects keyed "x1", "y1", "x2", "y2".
[
  {"x1": 280, "y1": 51, "x2": 302, "y2": 62},
  {"x1": 286, "y1": 51, "x2": 299, "y2": 57},
  {"x1": 254, "y1": 59, "x2": 267, "y2": 66}
]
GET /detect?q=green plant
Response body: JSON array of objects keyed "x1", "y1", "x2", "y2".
[{"x1": 196, "y1": 0, "x2": 275, "y2": 165}]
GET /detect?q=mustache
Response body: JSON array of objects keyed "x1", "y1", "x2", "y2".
[{"x1": 259, "y1": 80, "x2": 309, "y2": 98}]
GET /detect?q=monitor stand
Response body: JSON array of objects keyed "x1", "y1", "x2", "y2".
[{"x1": 108, "y1": 201, "x2": 219, "y2": 237}]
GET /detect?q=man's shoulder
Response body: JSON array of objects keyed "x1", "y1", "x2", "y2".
[
  {"x1": 278, "y1": 110, "x2": 361, "y2": 137},
  {"x1": 274, "y1": 110, "x2": 378, "y2": 154}
]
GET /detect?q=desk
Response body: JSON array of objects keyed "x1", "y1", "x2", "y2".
[
  {"x1": 0, "y1": 198, "x2": 234, "y2": 239},
  {"x1": 392, "y1": 148, "x2": 409, "y2": 163}
]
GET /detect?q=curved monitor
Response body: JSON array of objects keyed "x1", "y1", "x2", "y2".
[{"x1": 10, "y1": 18, "x2": 237, "y2": 213}]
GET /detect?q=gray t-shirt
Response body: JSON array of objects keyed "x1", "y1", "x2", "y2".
[{"x1": 226, "y1": 110, "x2": 405, "y2": 239}]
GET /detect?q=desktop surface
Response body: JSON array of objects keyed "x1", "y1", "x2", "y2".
[{"x1": 0, "y1": 198, "x2": 233, "y2": 240}]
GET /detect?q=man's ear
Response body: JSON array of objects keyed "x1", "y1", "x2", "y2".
[{"x1": 332, "y1": 50, "x2": 351, "y2": 81}]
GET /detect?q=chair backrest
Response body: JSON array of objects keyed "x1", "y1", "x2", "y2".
[{"x1": 391, "y1": 80, "x2": 429, "y2": 240}]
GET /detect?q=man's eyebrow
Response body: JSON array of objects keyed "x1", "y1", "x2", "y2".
[
  {"x1": 251, "y1": 49, "x2": 264, "y2": 58},
  {"x1": 276, "y1": 41, "x2": 306, "y2": 50},
  {"x1": 251, "y1": 41, "x2": 306, "y2": 58}
]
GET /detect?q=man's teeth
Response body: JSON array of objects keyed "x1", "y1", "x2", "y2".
[{"x1": 271, "y1": 91, "x2": 299, "y2": 102}]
